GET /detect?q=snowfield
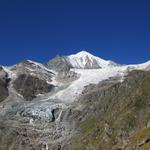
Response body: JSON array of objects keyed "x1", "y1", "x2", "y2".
[{"x1": 50, "y1": 66, "x2": 129, "y2": 102}]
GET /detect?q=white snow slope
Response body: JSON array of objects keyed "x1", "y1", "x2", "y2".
[
  {"x1": 50, "y1": 66, "x2": 128, "y2": 102},
  {"x1": 68, "y1": 51, "x2": 116, "y2": 69}
]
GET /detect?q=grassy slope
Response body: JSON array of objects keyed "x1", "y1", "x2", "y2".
[
  {"x1": 125, "y1": 127, "x2": 150, "y2": 150},
  {"x1": 72, "y1": 70, "x2": 150, "y2": 150}
]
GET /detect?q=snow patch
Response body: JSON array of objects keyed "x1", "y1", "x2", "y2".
[
  {"x1": 127, "y1": 60, "x2": 150, "y2": 70},
  {"x1": 2, "y1": 66, "x2": 17, "y2": 79}
]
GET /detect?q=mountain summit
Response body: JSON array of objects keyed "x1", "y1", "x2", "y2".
[
  {"x1": 47, "y1": 50, "x2": 118, "y2": 71},
  {"x1": 68, "y1": 50, "x2": 117, "y2": 69}
]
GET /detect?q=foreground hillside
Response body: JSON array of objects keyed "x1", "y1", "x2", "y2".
[{"x1": 70, "y1": 70, "x2": 150, "y2": 150}]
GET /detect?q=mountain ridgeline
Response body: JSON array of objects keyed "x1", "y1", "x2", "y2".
[{"x1": 0, "y1": 51, "x2": 149, "y2": 150}]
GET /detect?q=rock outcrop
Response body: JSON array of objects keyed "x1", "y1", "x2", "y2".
[
  {"x1": 0, "y1": 67, "x2": 9, "y2": 102},
  {"x1": 13, "y1": 74, "x2": 54, "y2": 101},
  {"x1": 46, "y1": 55, "x2": 73, "y2": 72}
]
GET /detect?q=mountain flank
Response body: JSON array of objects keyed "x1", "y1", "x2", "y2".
[{"x1": 0, "y1": 51, "x2": 149, "y2": 150}]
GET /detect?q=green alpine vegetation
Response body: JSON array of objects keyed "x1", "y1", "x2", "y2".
[{"x1": 71, "y1": 70, "x2": 150, "y2": 150}]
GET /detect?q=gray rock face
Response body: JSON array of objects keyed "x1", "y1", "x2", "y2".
[
  {"x1": 0, "y1": 66, "x2": 8, "y2": 79},
  {"x1": 0, "y1": 79, "x2": 9, "y2": 102},
  {"x1": 13, "y1": 74, "x2": 54, "y2": 101},
  {"x1": 46, "y1": 55, "x2": 73, "y2": 72},
  {"x1": 56, "y1": 70, "x2": 79, "y2": 84},
  {"x1": 10, "y1": 60, "x2": 54, "y2": 83},
  {"x1": 83, "y1": 56, "x2": 102, "y2": 69},
  {"x1": 0, "y1": 67, "x2": 9, "y2": 102}
]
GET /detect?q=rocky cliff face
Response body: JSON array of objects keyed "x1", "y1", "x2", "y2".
[
  {"x1": 46, "y1": 55, "x2": 73, "y2": 72},
  {"x1": 13, "y1": 74, "x2": 54, "y2": 101},
  {"x1": 0, "y1": 51, "x2": 149, "y2": 150},
  {"x1": 0, "y1": 67, "x2": 9, "y2": 102}
]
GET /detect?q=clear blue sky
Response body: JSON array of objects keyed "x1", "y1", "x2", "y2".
[{"x1": 0, "y1": 0, "x2": 150, "y2": 65}]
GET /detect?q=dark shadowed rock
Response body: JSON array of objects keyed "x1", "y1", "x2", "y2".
[
  {"x1": 0, "y1": 67, "x2": 9, "y2": 102},
  {"x1": 10, "y1": 60, "x2": 54, "y2": 83},
  {"x1": 0, "y1": 66, "x2": 8, "y2": 79},
  {"x1": 13, "y1": 74, "x2": 54, "y2": 101},
  {"x1": 46, "y1": 55, "x2": 73, "y2": 72},
  {"x1": 0, "y1": 79, "x2": 9, "y2": 102}
]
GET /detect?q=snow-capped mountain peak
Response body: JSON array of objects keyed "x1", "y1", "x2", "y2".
[
  {"x1": 68, "y1": 50, "x2": 117, "y2": 69},
  {"x1": 69, "y1": 50, "x2": 94, "y2": 57}
]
